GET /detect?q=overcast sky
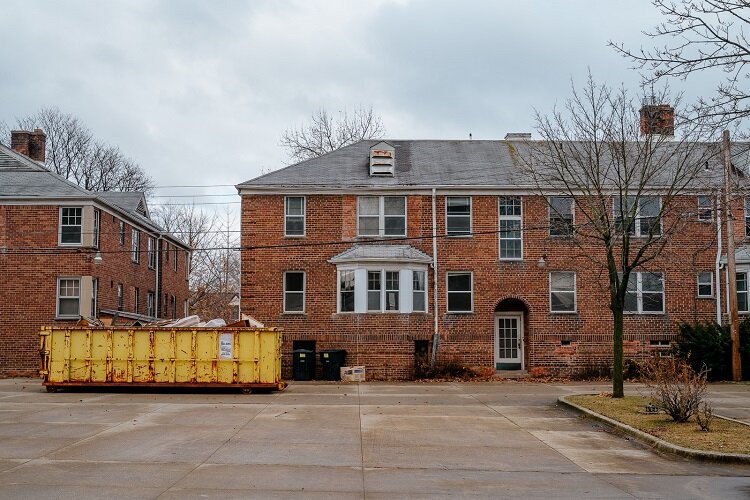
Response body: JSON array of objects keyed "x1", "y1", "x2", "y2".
[{"x1": 0, "y1": 0, "x2": 717, "y2": 207}]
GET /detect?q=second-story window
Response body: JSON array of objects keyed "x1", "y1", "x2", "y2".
[
  {"x1": 358, "y1": 196, "x2": 406, "y2": 237},
  {"x1": 119, "y1": 221, "x2": 125, "y2": 245},
  {"x1": 285, "y1": 196, "x2": 305, "y2": 237},
  {"x1": 59, "y1": 207, "x2": 83, "y2": 245},
  {"x1": 148, "y1": 237, "x2": 156, "y2": 269},
  {"x1": 173, "y1": 248, "x2": 178, "y2": 271},
  {"x1": 614, "y1": 196, "x2": 661, "y2": 237},
  {"x1": 549, "y1": 197, "x2": 574, "y2": 237},
  {"x1": 131, "y1": 229, "x2": 140, "y2": 263},
  {"x1": 446, "y1": 196, "x2": 471, "y2": 236},
  {"x1": 498, "y1": 196, "x2": 522, "y2": 260},
  {"x1": 697, "y1": 195, "x2": 713, "y2": 222}
]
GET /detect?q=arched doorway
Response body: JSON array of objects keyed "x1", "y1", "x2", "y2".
[{"x1": 494, "y1": 298, "x2": 529, "y2": 371}]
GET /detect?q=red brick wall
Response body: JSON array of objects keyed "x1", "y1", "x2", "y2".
[
  {"x1": 0, "y1": 204, "x2": 190, "y2": 377},
  {"x1": 241, "y1": 193, "x2": 730, "y2": 380}
]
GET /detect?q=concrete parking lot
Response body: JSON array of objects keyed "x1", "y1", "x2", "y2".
[{"x1": 0, "y1": 379, "x2": 748, "y2": 499}]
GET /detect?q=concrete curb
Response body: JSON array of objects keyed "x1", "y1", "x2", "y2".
[{"x1": 558, "y1": 395, "x2": 750, "y2": 464}]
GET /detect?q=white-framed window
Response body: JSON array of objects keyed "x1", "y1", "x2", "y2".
[
  {"x1": 550, "y1": 271, "x2": 576, "y2": 313},
  {"x1": 446, "y1": 272, "x2": 473, "y2": 313},
  {"x1": 93, "y1": 208, "x2": 100, "y2": 249},
  {"x1": 614, "y1": 196, "x2": 661, "y2": 237},
  {"x1": 59, "y1": 207, "x2": 83, "y2": 245},
  {"x1": 56, "y1": 277, "x2": 80, "y2": 318},
  {"x1": 339, "y1": 270, "x2": 355, "y2": 312},
  {"x1": 119, "y1": 221, "x2": 125, "y2": 245},
  {"x1": 446, "y1": 196, "x2": 471, "y2": 237},
  {"x1": 357, "y1": 196, "x2": 406, "y2": 237},
  {"x1": 91, "y1": 278, "x2": 98, "y2": 318},
  {"x1": 385, "y1": 271, "x2": 400, "y2": 311},
  {"x1": 498, "y1": 196, "x2": 522, "y2": 260},
  {"x1": 367, "y1": 271, "x2": 381, "y2": 311},
  {"x1": 147, "y1": 237, "x2": 156, "y2": 269},
  {"x1": 549, "y1": 197, "x2": 574, "y2": 237},
  {"x1": 624, "y1": 272, "x2": 664, "y2": 314},
  {"x1": 147, "y1": 291, "x2": 155, "y2": 317},
  {"x1": 165, "y1": 242, "x2": 170, "y2": 263},
  {"x1": 697, "y1": 195, "x2": 713, "y2": 222},
  {"x1": 283, "y1": 271, "x2": 305, "y2": 313},
  {"x1": 413, "y1": 270, "x2": 427, "y2": 312},
  {"x1": 185, "y1": 252, "x2": 190, "y2": 279},
  {"x1": 134, "y1": 287, "x2": 140, "y2": 314},
  {"x1": 117, "y1": 283, "x2": 123, "y2": 311},
  {"x1": 737, "y1": 272, "x2": 748, "y2": 313},
  {"x1": 697, "y1": 271, "x2": 713, "y2": 298},
  {"x1": 131, "y1": 229, "x2": 140, "y2": 263},
  {"x1": 173, "y1": 248, "x2": 178, "y2": 271},
  {"x1": 285, "y1": 196, "x2": 306, "y2": 237}
]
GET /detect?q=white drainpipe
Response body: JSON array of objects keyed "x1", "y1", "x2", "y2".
[
  {"x1": 716, "y1": 203, "x2": 723, "y2": 325},
  {"x1": 430, "y1": 188, "x2": 439, "y2": 368}
]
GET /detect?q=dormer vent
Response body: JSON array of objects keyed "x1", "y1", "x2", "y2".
[{"x1": 369, "y1": 142, "x2": 395, "y2": 177}]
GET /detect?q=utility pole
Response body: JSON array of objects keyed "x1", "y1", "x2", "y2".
[{"x1": 723, "y1": 129, "x2": 742, "y2": 382}]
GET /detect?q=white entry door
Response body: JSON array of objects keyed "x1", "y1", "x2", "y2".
[{"x1": 495, "y1": 314, "x2": 523, "y2": 370}]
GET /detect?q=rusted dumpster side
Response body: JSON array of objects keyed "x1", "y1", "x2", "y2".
[{"x1": 39, "y1": 326, "x2": 284, "y2": 391}]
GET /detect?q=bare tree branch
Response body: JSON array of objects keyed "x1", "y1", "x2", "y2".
[
  {"x1": 1, "y1": 107, "x2": 153, "y2": 192},
  {"x1": 280, "y1": 105, "x2": 386, "y2": 162},
  {"x1": 610, "y1": 0, "x2": 750, "y2": 131}
]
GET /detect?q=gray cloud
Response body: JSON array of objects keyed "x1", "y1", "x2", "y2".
[{"x1": 0, "y1": 0, "x2": 716, "y2": 200}]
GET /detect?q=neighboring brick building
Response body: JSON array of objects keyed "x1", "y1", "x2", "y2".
[
  {"x1": 0, "y1": 131, "x2": 191, "y2": 376},
  {"x1": 237, "y1": 131, "x2": 745, "y2": 380}
]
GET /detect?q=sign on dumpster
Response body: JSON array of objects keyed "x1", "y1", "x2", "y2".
[{"x1": 219, "y1": 333, "x2": 233, "y2": 360}]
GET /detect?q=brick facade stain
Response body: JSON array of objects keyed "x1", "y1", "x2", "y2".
[
  {"x1": 0, "y1": 204, "x2": 190, "y2": 377},
  {"x1": 241, "y1": 193, "x2": 730, "y2": 380}
]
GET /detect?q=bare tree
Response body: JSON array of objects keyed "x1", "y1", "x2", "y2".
[
  {"x1": 153, "y1": 204, "x2": 240, "y2": 322},
  {"x1": 1, "y1": 107, "x2": 152, "y2": 192},
  {"x1": 610, "y1": 0, "x2": 750, "y2": 129},
  {"x1": 280, "y1": 105, "x2": 385, "y2": 162},
  {"x1": 521, "y1": 76, "x2": 715, "y2": 397}
]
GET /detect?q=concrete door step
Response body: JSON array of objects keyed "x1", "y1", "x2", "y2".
[{"x1": 495, "y1": 370, "x2": 529, "y2": 378}]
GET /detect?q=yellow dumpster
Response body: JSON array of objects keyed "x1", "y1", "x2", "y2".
[{"x1": 39, "y1": 326, "x2": 284, "y2": 391}]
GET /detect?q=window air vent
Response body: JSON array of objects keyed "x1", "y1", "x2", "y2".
[{"x1": 369, "y1": 142, "x2": 395, "y2": 177}]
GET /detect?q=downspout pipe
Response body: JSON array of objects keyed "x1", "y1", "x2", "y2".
[
  {"x1": 155, "y1": 236, "x2": 162, "y2": 319},
  {"x1": 430, "y1": 188, "x2": 439, "y2": 369},
  {"x1": 716, "y1": 203, "x2": 723, "y2": 325}
]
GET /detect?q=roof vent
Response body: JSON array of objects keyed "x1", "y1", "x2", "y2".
[
  {"x1": 369, "y1": 141, "x2": 395, "y2": 177},
  {"x1": 504, "y1": 133, "x2": 531, "y2": 141}
]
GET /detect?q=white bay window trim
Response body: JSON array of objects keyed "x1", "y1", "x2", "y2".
[{"x1": 337, "y1": 265, "x2": 427, "y2": 313}]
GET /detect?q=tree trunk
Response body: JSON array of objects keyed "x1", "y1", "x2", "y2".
[{"x1": 612, "y1": 306, "x2": 625, "y2": 398}]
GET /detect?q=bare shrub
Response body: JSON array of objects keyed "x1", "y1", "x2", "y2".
[
  {"x1": 419, "y1": 356, "x2": 475, "y2": 380},
  {"x1": 696, "y1": 402, "x2": 715, "y2": 432},
  {"x1": 640, "y1": 357, "x2": 708, "y2": 423}
]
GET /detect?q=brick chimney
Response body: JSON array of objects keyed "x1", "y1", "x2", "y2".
[
  {"x1": 639, "y1": 104, "x2": 674, "y2": 136},
  {"x1": 10, "y1": 129, "x2": 46, "y2": 162}
]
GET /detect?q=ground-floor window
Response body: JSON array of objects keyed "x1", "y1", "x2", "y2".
[
  {"x1": 337, "y1": 267, "x2": 428, "y2": 313},
  {"x1": 57, "y1": 277, "x2": 80, "y2": 318},
  {"x1": 549, "y1": 271, "x2": 576, "y2": 313},
  {"x1": 446, "y1": 272, "x2": 472, "y2": 313},
  {"x1": 624, "y1": 272, "x2": 664, "y2": 314},
  {"x1": 284, "y1": 271, "x2": 305, "y2": 313}
]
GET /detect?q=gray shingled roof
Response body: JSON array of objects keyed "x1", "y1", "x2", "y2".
[
  {"x1": 0, "y1": 144, "x2": 188, "y2": 248},
  {"x1": 238, "y1": 140, "x2": 528, "y2": 188},
  {"x1": 329, "y1": 244, "x2": 433, "y2": 264},
  {"x1": 237, "y1": 139, "x2": 750, "y2": 190}
]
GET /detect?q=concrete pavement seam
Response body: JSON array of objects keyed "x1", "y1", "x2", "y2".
[
  {"x1": 153, "y1": 389, "x2": 283, "y2": 499},
  {"x1": 559, "y1": 395, "x2": 750, "y2": 464}
]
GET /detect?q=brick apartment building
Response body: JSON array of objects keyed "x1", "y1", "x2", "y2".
[
  {"x1": 237, "y1": 122, "x2": 747, "y2": 380},
  {"x1": 0, "y1": 130, "x2": 191, "y2": 376}
]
